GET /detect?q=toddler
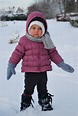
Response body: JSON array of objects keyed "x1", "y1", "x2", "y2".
[{"x1": 7, "y1": 11, "x2": 74, "y2": 111}]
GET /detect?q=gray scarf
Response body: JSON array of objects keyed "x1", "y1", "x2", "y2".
[{"x1": 25, "y1": 32, "x2": 55, "y2": 49}]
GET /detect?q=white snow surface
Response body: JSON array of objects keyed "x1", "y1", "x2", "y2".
[{"x1": 0, "y1": 19, "x2": 78, "y2": 116}]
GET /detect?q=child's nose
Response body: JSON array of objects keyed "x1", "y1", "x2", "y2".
[{"x1": 35, "y1": 29, "x2": 38, "y2": 33}]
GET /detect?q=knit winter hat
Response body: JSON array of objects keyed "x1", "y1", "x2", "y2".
[{"x1": 28, "y1": 17, "x2": 47, "y2": 36}]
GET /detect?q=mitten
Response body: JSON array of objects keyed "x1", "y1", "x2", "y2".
[
  {"x1": 57, "y1": 61, "x2": 74, "y2": 73},
  {"x1": 7, "y1": 62, "x2": 16, "y2": 80}
]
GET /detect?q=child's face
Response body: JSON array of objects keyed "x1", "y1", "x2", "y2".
[{"x1": 29, "y1": 24, "x2": 43, "y2": 38}]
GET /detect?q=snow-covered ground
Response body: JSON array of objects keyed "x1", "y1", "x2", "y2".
[{"x1": 0, "y1": 19, "x2": 78, "y2": 116}]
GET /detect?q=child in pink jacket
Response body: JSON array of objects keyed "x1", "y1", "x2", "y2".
[{"x1": 7, "y1": 11, "x2": 74, "y2": 111}]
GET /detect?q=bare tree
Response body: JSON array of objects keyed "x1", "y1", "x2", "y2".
[
  {"x1": 27, "y1": 0, "x2": 61, "y2": 18},
  {"x1": 75, "y1": 0, "x2": 78, "y2": 12},
  {"x1": 58, "y1": 0, "x2": 64, "y2": 14}
]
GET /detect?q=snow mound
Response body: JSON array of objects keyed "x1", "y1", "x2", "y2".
[{"x1": 9, "y1": 31, "x2": 19, "y2": 44}]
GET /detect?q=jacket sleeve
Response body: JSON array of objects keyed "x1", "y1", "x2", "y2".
[
  {"x1": 48, "y1": 47, "x2": 63, "y2": 65},
  {"x1": 9, "y1": 37, "x2": 25, "y2": 65}
]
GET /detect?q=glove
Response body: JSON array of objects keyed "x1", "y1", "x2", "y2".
[
  {"x1": 57, "y1": 61, "x2": 74, "y2": 73},
  {"x1": 7, "y1": 62, "x2": 16, "y2": 80}
]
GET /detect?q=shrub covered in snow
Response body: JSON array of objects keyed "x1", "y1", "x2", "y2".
[
  {"x1": 69, "y1": 13, "x2": 78, "y2": 27},
  {"x1": 1, "y1": 14, "x2": 27, "y2": 21},
  {"x1": 56, "y1": 14, "x2": 70, "y2": 21},
  {"x1": 9, "y1": 32, "x2": 19, "y2": 44}
]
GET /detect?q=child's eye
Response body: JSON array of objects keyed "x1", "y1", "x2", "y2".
[
  {"x1": 32, "y1": 27, "x2": 36, "y2": 29},
  {"x1": 31, "y1": 26, "x2": 42, "y2": 30},
  {"x1": 39, "y1": 27, "x2": 42, "y2": 30}
]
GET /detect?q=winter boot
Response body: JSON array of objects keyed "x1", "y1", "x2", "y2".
[
  {"x1": 20, "y1": 94, "x2": 33, "y2": 111},
  {"x1": 38, "y1": 93, "x2": 54, "y2": 111}
]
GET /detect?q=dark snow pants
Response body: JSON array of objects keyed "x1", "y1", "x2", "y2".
[{"x1": 23, "y1": 72, "x2": 48, "y2": 97}]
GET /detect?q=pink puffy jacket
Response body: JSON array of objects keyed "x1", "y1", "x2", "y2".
[{"x1": 9, "y1": 11, "x2": 63, "y2": 72}]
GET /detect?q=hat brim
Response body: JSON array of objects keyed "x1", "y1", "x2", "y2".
[{"x1": 28, "y1": 21, "x2": 45, "y2": 36}]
